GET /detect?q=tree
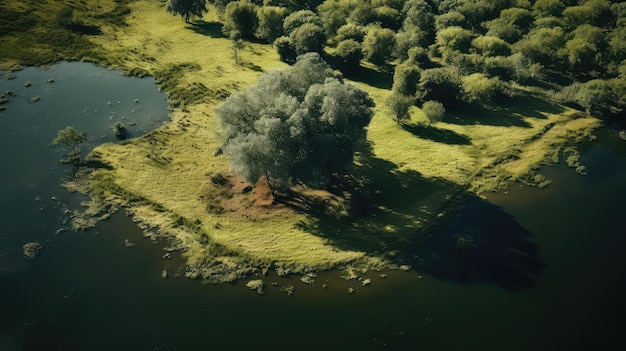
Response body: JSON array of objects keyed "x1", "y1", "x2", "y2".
[
  {"x1": 223, "y1": 1, "x2": 258, "y2": 39},
  {"x1": 289, "y1": 22, "x2": 326, "y2": 55},
  {"x1": 274, "y1": 36, "x2": 296, "y2": 63},
  {"x1": 392, "y1": 62, "x2": 421, "y2": 96},
  {"x1": 333, "y1": 23, "x2": 366, "y2": 44},
  {"x1": 387, "y1": 92, "x2": 415, "y2": 125},
  {"x1": 471, "y1": 35, "x2": 511, "y2": 57},
  {"x1": 422, "y1": 100, "x2": 445, "y2": 127},
  {"x1": 416, "y1": 67, "x2": 463, "y2": 108},
  {"x1": 255, "y1": 6, "x2": 288, "y2": 43},
  {"x1": 230, "y1": 30, "x2": 245, "y2": 64},
  {"x1": 362, "y1": 26, "x2": 396, "y2": 67},
  {"x1": 215, "y1": 53, "x2": 374, "y2": 191},
  {"x1": 461, "y1": 73, "x2": 506, "y2": 105},
  {"x1": 165, "y1": 0, "x2": 208, "y2": 23},
  {"x1": 52, "y1": 126, "x2": 87, "y2": 163},
  {"x1": 283, "y1": 10, "x2": 322, "y2": 35},
  {"x1": 334, "y1": 39, "x2": 363, "y2": 75}
]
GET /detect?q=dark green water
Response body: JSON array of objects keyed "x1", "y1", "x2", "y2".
[{"x1": 1, "y1": 63, "x2": 625, "y2": 350}]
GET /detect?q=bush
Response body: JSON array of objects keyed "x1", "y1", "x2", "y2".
[
  {"x1": 289, "y1": 23, "x2": 326, "y2": 55},
  {"x1": 422, "y1": 100, "x2": 445, "y2": 126},
  {"x1": 335, "y1": 39, "x2": 363, "y2": 75},
  {"x1": 387, "y1": 93, "x2": 415, "y2": 124},
  {"x1": 274, "y1": 36, "x2": 296, "y2": 63},
  {"x1": 223, "y1": 1, "x2": 258, "y2": 39}
]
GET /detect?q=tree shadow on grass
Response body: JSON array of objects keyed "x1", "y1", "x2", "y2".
[
  {"x1": 447, "y1": 93, "x2": 566, "y2": 128},
  {"x1": 401, "y1": 123, "x2": 472, "y2": 145},
  {"x1": 402, "y1": 196, "x2": 545, "y2": 291},
  {"x1": 186, "y1": 20, "x2": 225, "y2": 38},
  {"x1": 294, "y1": 145, "x2": 544, "y2": 290},
  {"x1": 345, "y1": 65, "x2": 393, "y2": 90}
]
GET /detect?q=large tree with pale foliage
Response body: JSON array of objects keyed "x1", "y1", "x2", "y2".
[
  {"x1": 165, "y1": 0, "x2": 208, "y2": 23},
  {"x1": 215, "y1": 53, "x2": 374, "y2": 191}
]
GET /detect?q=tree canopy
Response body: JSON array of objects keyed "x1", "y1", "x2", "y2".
[
  {"x1": 215, "y1": 53, "x2": 374, "y2": 190},
  {"x1": 165, "y1": 0, "x2": 208, "y2": 23},
  {"x1": 52, "y1": 126, "x2": 88, "y2": 163}
]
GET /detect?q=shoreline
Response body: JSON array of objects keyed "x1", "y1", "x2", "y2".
[{"x1": 1, "y1": 0, "x2": 603, "y2": 283}]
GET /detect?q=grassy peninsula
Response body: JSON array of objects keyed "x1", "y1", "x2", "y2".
[{"x1": 1, "y1": 0, "x2": 609, "y2": 282}]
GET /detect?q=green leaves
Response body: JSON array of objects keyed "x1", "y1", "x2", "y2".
[{"x1": 215, "y1": 53, "x2": 374, "y2": 187}]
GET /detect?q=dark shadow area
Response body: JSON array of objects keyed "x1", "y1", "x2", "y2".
[
  {"x1": 401, "y1": 196, "x2": 545, "y2": 291},
  {"x1": 447, "y1": 93, "x2": 565, "y2": 128},
  {"x1": 293, "y1": 144, "x2": 544, "y2": 290},
  {"x1": 293, "y1": 146, "x2": 455, "y2": 255},
  {"x1": 401, "y1": 123, "x2": 472, "y2": 145},
  {"x1": 344, "y1": 65, "x2": 393, "y2": 90},
  {"x1": 239, "y1": 61, "x2": 264, "y2": 72},
  {"x1": 69, "y1": 23, "x2": 102, "y2": 36},
  {"x1": 186, "y1": 20, "x2": 225, "y2": 38}
]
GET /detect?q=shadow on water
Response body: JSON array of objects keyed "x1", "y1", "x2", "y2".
[
  {"x1": 401, "y1": 123, "x2": 472, "y2": 145},
  {"x1": 186, "y1": 20, "x2": 225, "y2": 38},
  {"x1": 446, "y1": 94, "x2": 565, "y2": 128},
  {"x1": 296, "y1": 144, "x2": 544, "y2": 291},
  {"x1": 403, "y1": 196, "x2": 545, "y2": 291}
]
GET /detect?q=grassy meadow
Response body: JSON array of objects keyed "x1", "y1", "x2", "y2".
[{"x1": 1, "y1": 0, "x2": 601, "y2": 280}]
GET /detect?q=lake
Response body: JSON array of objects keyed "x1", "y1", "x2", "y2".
[{"x1": 1, "y1": 62, "x2": 625, "y2": 350}]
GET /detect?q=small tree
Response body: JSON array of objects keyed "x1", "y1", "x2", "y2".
[
  {"x1": 422, "y1": 100, "x2": 445, "y2": 127},
  {"x1": 255, "y1": 6, "x2": 288, "y2": 43},
  {"x1": 230, "y1": 30, "x2": 245, "y2": 64},
  {"x1": 335, "y1": 39, "x2": 363, "y2": 75},
  {"x1": 362, "y1": 26, "x2": 396, "y2": 66},
  {"x1": 289, "y1": 23, "x2": 326, "y2": 55},
  {"x1": 165, "y1": 0, "x2": 208, "y2": 23},
  {"x1": 52, "y1": 126, "x2": 87, "y2": 163},
  {"x1": 387, "y1": 93, "x2": 415, "y2": 125},
  {"x1": 223, "y1": 1, "x2": 258, "y2": 40}
]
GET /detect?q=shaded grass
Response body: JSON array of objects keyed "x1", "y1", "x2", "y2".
[
  {"x1": 0, "y1": 0, "x2": 132, "y2": 69},
  {"x1": 2, "y1": 0, "x2": 604, "y2": 276}
]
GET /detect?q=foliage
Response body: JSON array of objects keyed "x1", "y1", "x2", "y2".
[
  {"x1": 52, "y1": 126, "x2": 88, "y2": 162},
  {"x1": 283, "y1": 10, "x2": 322, "y2": 35},
  {"x1": 289, "y1": 22, "x2": 326, "y2": 55},
  {"x1": 215, "y1": 53, "x2": 374, "y2": 189},
  {"x1": 461, "y1": 73, "x2": 508, "y2": 105},
  {"x1": 471, "y1": 35, "x2": 511, "y2": 57},
  {"x1": 333, "y1": 23, "x2": 366, "y2": 44},
  {"x1": 361, "y1": 26, "x2": 396, "y2": 66},
  {"x1": 416, "y1": 67, "x2": 463, "y2": 108},
  {"x1": 334, "y1": 39, "x2": 363, "y2": 75},
  {"x1": 422, "y1": 100, "x2": 445, "y2": 126},
  {"x1": 274, "y1": 35, "x2": 296, "y2": 63},
  {"x1": 255, "y1": 6, "x2": 288, "y2": 43},
  {"x1": 392, "y1": 62, "x2": 421, "y2": 96},
  {"x1": 166, "y1": 0, "x2": 208, "y2": 23},
  {"x1": 387, "y1": 92, "x2": 415, "y2": 124},
  {"x1": 223, "y1": 1, "x2": 258, "y2": 39}
]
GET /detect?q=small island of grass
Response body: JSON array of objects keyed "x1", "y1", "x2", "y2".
[{"x1": 3, "y1": 0, "x2": 623, "y2": 283}]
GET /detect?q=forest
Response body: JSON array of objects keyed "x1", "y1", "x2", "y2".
[{"x1": 167, "y1": 0, "x2": 626, "y2": 121}]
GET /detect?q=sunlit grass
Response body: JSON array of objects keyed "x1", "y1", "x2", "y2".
[{"x1": 1, "y1": 0, "x2": 602, "y2": 276}]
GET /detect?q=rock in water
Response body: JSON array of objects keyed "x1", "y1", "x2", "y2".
[{"x1": 23, "y1": 242, "x2": 43, "y2": 259}]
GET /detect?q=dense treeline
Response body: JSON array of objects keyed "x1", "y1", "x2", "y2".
[{"x1": 170, "y1": 0, "x2": 626, "y2": 120}]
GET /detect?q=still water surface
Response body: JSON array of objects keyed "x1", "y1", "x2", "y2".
[{"x1": 1, "y1": 63, "x2": 625, "y2": 350}]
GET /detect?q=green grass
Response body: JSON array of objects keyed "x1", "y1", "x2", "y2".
[{"x1": 1, "y1": 0, "x2": 602, "y2": 279}]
